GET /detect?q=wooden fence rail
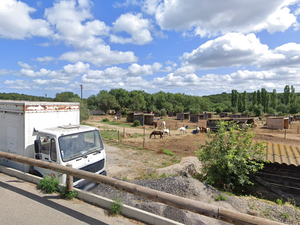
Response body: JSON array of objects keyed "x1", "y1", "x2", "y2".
[{"x1": 0, "y1": 151, "x2": 283, "y2": 225}]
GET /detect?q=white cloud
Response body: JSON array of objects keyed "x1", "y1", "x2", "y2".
[
  {"x1": 127, "y1": 62, "x2": 162, "y2": 76},
  {"x1": 63, "y1": 61, "x2": 90, "y2": 74},
  {"x1": 33, "y1": 79, "x2": 70, "y2": 85},
  {"x1": 20, "y1": 68, "x2": 50, "y2": 77},
  {"x1": 154, "y1": 0, "x2": 298, "y2": 36},
  {"x1": 173, "y1": 66, "x2": 196, "y2": 76},
  {"x1": 59, "y1": 45, "x2": 138, "y2": 66},
  {"x1": 182, "y1": 33, "x2": 268, "y2": 69},
  {"x1": 4, "y1": 79, "x2": 31, "y2": 89},
  {"x1": 0, "y1": 69, "x2": 16, "y2": 76},
  {"x1": 18, "y1": 61, "x2": 32, "y2": 70},
  {"x1": 110, "y1": 13, "x2": 153, "y2": 45},
  {"x1": 142, "y1": 0, "x2": 162, "y2": 15},
  {"x1": 0, "y1": 0, "x2": 52, "y2": 39},
  {"x1": 35, "y1": 56, "x2": 55, "y2": 62}
]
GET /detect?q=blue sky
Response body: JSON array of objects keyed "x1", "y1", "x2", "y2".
[{"x1": 1, "y1": 0, "x2": 300, "y2": 98}]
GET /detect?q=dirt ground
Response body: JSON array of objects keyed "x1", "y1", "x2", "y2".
[{"x1": 88, "y1": 115, "x2": 300, "y2": 158}]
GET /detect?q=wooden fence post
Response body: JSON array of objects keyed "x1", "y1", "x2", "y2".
[
  {"x1": 118, "y1": 130, "x2": 119, "y2": 142},
  {"x1": 143, "y1": 126, "x2": 145, "y2": 148},
  {"x1": 66, "y1": 164, "x2": 73, "y2": 192}
]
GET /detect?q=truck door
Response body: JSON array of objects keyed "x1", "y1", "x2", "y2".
[{"x1": 34, "y1": 136, "x2": 58, "y2": 178}]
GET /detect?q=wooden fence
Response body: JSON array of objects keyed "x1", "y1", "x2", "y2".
[{"x1": 0, "y1": 151, "x2": 283, "y2": 225}]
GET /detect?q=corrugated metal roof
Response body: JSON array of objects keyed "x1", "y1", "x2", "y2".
[{"x1": 263, "y1": 142, "x2": 300, "y2": 166}]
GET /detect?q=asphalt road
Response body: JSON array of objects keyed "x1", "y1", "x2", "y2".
[{"x1": 0, "y1": 172, "x2": 140, "y2": 225}]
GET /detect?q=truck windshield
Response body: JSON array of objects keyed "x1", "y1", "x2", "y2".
[{"x1": 58, "y1": 130, "x2": 104, "y2": 162}]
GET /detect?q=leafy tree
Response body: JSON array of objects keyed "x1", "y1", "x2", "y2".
[
  {"x1": 242, "y1": 91, "x2": 247, "y2": 112},
  {"x1": 231, "y1": 90, "x2": 238, "y2": 108},
  {"x1": 237, "y1": 93, "x2": 242, "y2": 112},
  {"x1": 290, "y1": 85, "x2": 296, "y2": 104},
  {"x1": 252, "y1": 91, "x2": 257, "y2": 107},
  {"x1": 55, "y1": 92, "x2": 80, "y2": 102},
  {"x1": 87, "y1": 94, "x2": 97, "y2": 109},
  {"x1": 276, "y1": 103, "x2": 288, "y2": 115},
  {"x1": 160, "y1": 108, "x2": 167, "y2": 117},
  {"x1": 261, "y1": 88, "x2": 269, "y2": 113},
  {"x1": 174, "y1": 104, "x2": 184, "y2": 113},
  {"x1": 270, "y1": 89, "x2": 277, "y2": 109},
  {"x1": 96, "y1": 90, "x2": 119, "y2": 114},
  {"x1": 253, "y1": 104, "x2": 263, "y2": 116},
  {"x1": 128, "y1": 92, "x2": 146, "y2": 112},
  {"x1": 109, "y1": 88, "x2": 129, "y2": 108},
  {"x1": 257, "y1": 90, "x2": 261, "y2": 105},
  {"x1": 79, "y1": 100, "x2": 90, "y2": 122},
  {"x1": 289, "y1": 103, "x2": 300, "y2": 114},
  {"x1": 196, "y1": 121, "x2": 266, "y2": 191},
  {"x1": 284, "y1": 85, "x2": 290, "y2": 105}
]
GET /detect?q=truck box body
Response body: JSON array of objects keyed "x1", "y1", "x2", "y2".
[{"x1": 0, "y1": 100, "x2": 80, "y2": 172}]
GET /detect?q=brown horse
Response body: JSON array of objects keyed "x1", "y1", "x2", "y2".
[{"x1": 150, "y1": 131, "x2": 163, "y2": 138}]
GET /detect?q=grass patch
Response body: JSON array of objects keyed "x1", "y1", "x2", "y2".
[
  {"x1": 80, "y1": 122, "x2": 94, "y2": 126},
  {"x1": 109, "y1": 198, "x2": 123, "y2": 216},
  {"x1": 100, "y1": 121, "x2": 133, "y2": 128},
  {"x1": 159, "y1": 147, "x2": 175, "y2": 156}
]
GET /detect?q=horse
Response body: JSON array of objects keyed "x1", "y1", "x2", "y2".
[
  {"x1": 150, "y1": 131, "x2": 163, "y2": 139},
  {"x1": 163, "y1": 128, "x2": 170, "y2": 136},
  {"x1": 162, "y1": 121, "x2": 166, "y2": 129},
  {"x1": 201, "y1": 126, "x2": 210, "y2": 133},
  {"x1": 196, "y1": 127, "x2": 200, "y2": 133}
]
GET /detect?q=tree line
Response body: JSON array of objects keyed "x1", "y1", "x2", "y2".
[{"x1": 1, "y1": 85, "x2": 300, "y2": 118}]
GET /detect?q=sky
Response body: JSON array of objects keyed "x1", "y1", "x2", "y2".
[{"x1": 1, "y1": 0, "x2": 300, "y2": 99}]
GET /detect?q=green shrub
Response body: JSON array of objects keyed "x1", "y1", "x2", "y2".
[
  {"x1": 103, "y1": 118, "x2": 109, "y2": 122},
  {"x1": 162, "y1": 148, "x2": 175, "y2": 156},
  {"x1": 133, "y1": 120, "x2": 140, "y2": 127},
  {"x1": 276, "y1": 199, "x2": 283, "y2": 205},
  {"x1": 109, "y1": 198, "x2": 123, "y2": 216},
  {"x1": 216, "y1": 194, "x2": 227, "y2": 201},
  {"x1": 61, "y1": 187, "x2": 78, "y2": 200},
  {"x1": 196, "y1": 120, "x2": 267, "y2": 192},
  {"x1": 37, "y1": 175, "x2": 60, "y2": 193}
]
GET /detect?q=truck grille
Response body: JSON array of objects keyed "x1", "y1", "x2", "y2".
[{"x1": 73, "y1": 159, "x2": 105, "y2": 183}]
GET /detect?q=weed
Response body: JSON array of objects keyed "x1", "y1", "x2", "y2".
[
  {"x1": 103, "y1": 118, "x2": 109, "y2": 122},
  {"x1": 137, "y1": 147, "x2": 142, "y2": 150},
  {"x1": 143, "y1": 160, "x2": 148, "y2": 163},
  {"x1": 280, "y1": 212, "x2": 290, "y2": 219},
  {"x1": 61, "y1": 187, "x2": 78, "y2": 200},
  {"x1": 216, "y1": 194, "x2": 227, "y2": 201},
  {"x1": 161, "y1": 148, "x2": 175, "y2": 156},
  {"x1": 261, "y1": 207, "x2": 272, "y2": 218},
  {"x1": 109, "y1": 198, "x2": 123, "y2": 216},
  {"x1": 122, "y1": 177, "x2": 128, "y2": 181},
  {"x1": 276, "y1": 199, "x2": 283, "y2": 205},
  {"x1": 160, "y1": 173, "x2": 167, "y2": 179},
  {"x1": 37, "y1": 175, "x2": 59, "y2": 193},
  {"x1": 193, "y1": 173, "x2": 204, "y2": 180},
  {"x1": 162, "y1": 162, "x2": 167, "y2": 166}
]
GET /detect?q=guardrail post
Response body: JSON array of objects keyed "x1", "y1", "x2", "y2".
[{"x1": 66, "y1": 164, "x2": 73, "y2": 192}]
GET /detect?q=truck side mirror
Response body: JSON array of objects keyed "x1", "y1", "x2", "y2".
[{"x1": 34, "y1": 140, "x2": 41, "y2": 154}]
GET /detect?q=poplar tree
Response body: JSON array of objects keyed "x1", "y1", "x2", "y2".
[
  {"x1": 290, "y1": 85, "x2": 296, "y2": 104},
  {"x1": 284, "y1": 85, "x2": 290, "y2": 105},
  {"x1": 252, "y1": 91, "x2": 257, "y2": 107},
  {"x1": 257, "y1": 90, "x2": 261, "y2": 105},
  {"x1": 270, "y1": 89, "x2": 277, "y2": 109}
]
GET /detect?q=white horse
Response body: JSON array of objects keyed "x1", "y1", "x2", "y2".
[
  {"x1": 162, "y1": 121, "x2": 166, "y2": 129},
  {"x1": 163, "y1": 128, "x2": 169, "y2": 136},
  {"x1": 196, "y1": 127, "x2": 200, "y2": 133},
  {"x1": 179, "y1": 127, "x2": 186, "y2": 134}
]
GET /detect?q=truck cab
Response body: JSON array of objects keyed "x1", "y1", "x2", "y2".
[{"x1": 34, "y1": 125, "x2": 106, "y2": 189}]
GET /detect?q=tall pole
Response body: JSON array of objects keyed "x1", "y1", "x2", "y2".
[{"x1": 80, "y1": 84, "x2": 83, "y2": 100}]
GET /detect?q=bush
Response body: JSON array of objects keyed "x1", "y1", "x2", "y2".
[
  {"x1": 37, "y1": 175, "x2": 60, "y2": 193},
  {"x1": 160, "y1": 108, "x2": 167, "y2": 117},
  {"x1": 61, "y1": 187, "x2": 78, "y2": 200},
  {"x1": 196, "y1": 121, "x2": 267, "y2": 192},
  {"x1": 133, "y1": 120, "x2": 140, "y2": 127},
  {"x1": 103, "y1": 118, "x2": 109, "y2": 122},
  {"x1": 216, "y1": 194, "x2": 227, "y2": 201}
]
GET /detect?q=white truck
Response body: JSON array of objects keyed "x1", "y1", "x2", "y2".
[{"x1": 0, "y1": 100, "x2": 106, "y2": 189}]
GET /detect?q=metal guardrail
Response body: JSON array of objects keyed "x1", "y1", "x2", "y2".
[{"x1": 0, "y1": 151, "x2": 284, "y2": 225}]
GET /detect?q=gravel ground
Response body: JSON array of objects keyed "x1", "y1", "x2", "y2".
[{"x1": 92, "y1": 176, "x2": 300, "y2": 225}]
